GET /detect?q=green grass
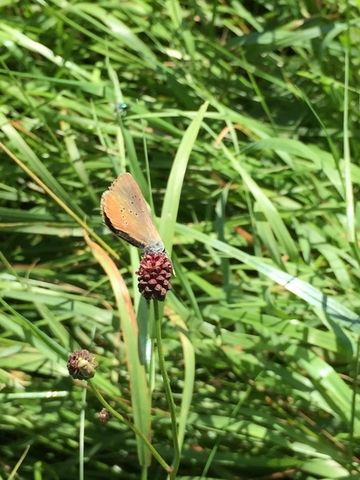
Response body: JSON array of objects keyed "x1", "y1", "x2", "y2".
[{"x1": 1, "y1": 1, "x2": 360, "y2": 479}]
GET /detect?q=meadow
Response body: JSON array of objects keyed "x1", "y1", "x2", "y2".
[{"x1": 1, "y1": 1, "x2": 359, "y2": 479}]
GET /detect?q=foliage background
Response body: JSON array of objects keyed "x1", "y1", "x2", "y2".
[{"x1": 1, "y1": 1, "x2": 360, "y2": 479}]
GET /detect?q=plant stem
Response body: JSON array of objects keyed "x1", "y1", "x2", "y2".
[
  {"x1": 153, "y1": 300, "x2": 180, "y2": 479},
  {"x1": 88, "y1": 379, "x2": 172, "y2": 473}
]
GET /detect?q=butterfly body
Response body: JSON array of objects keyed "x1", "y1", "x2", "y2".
[{"x1": 101, "y1": 173, "x2": 165, "y2": 254}]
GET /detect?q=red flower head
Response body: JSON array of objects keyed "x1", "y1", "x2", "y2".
[{"x1": 136, "y1": 253, "x2": 172, "y2": 301}]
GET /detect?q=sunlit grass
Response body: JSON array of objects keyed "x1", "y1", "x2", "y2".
[{"x1": 1, "y1": 1, "x2": 360, "y2": 479}]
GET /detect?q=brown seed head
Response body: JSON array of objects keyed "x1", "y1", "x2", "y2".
[
  {"x1": 99, "y1": 408, "x2": 112, "y2": 423},
  {"x1": 67, "y1": 349, "x2": 98, "y2": 380}
]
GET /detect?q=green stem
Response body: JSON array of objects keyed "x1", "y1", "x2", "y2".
[
  {"x1": 88, "y1": 379, "x2": 172, "y2": 473},
  {"x1": 153, "y1": 300, "x2": 180, "y2": 479}
]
